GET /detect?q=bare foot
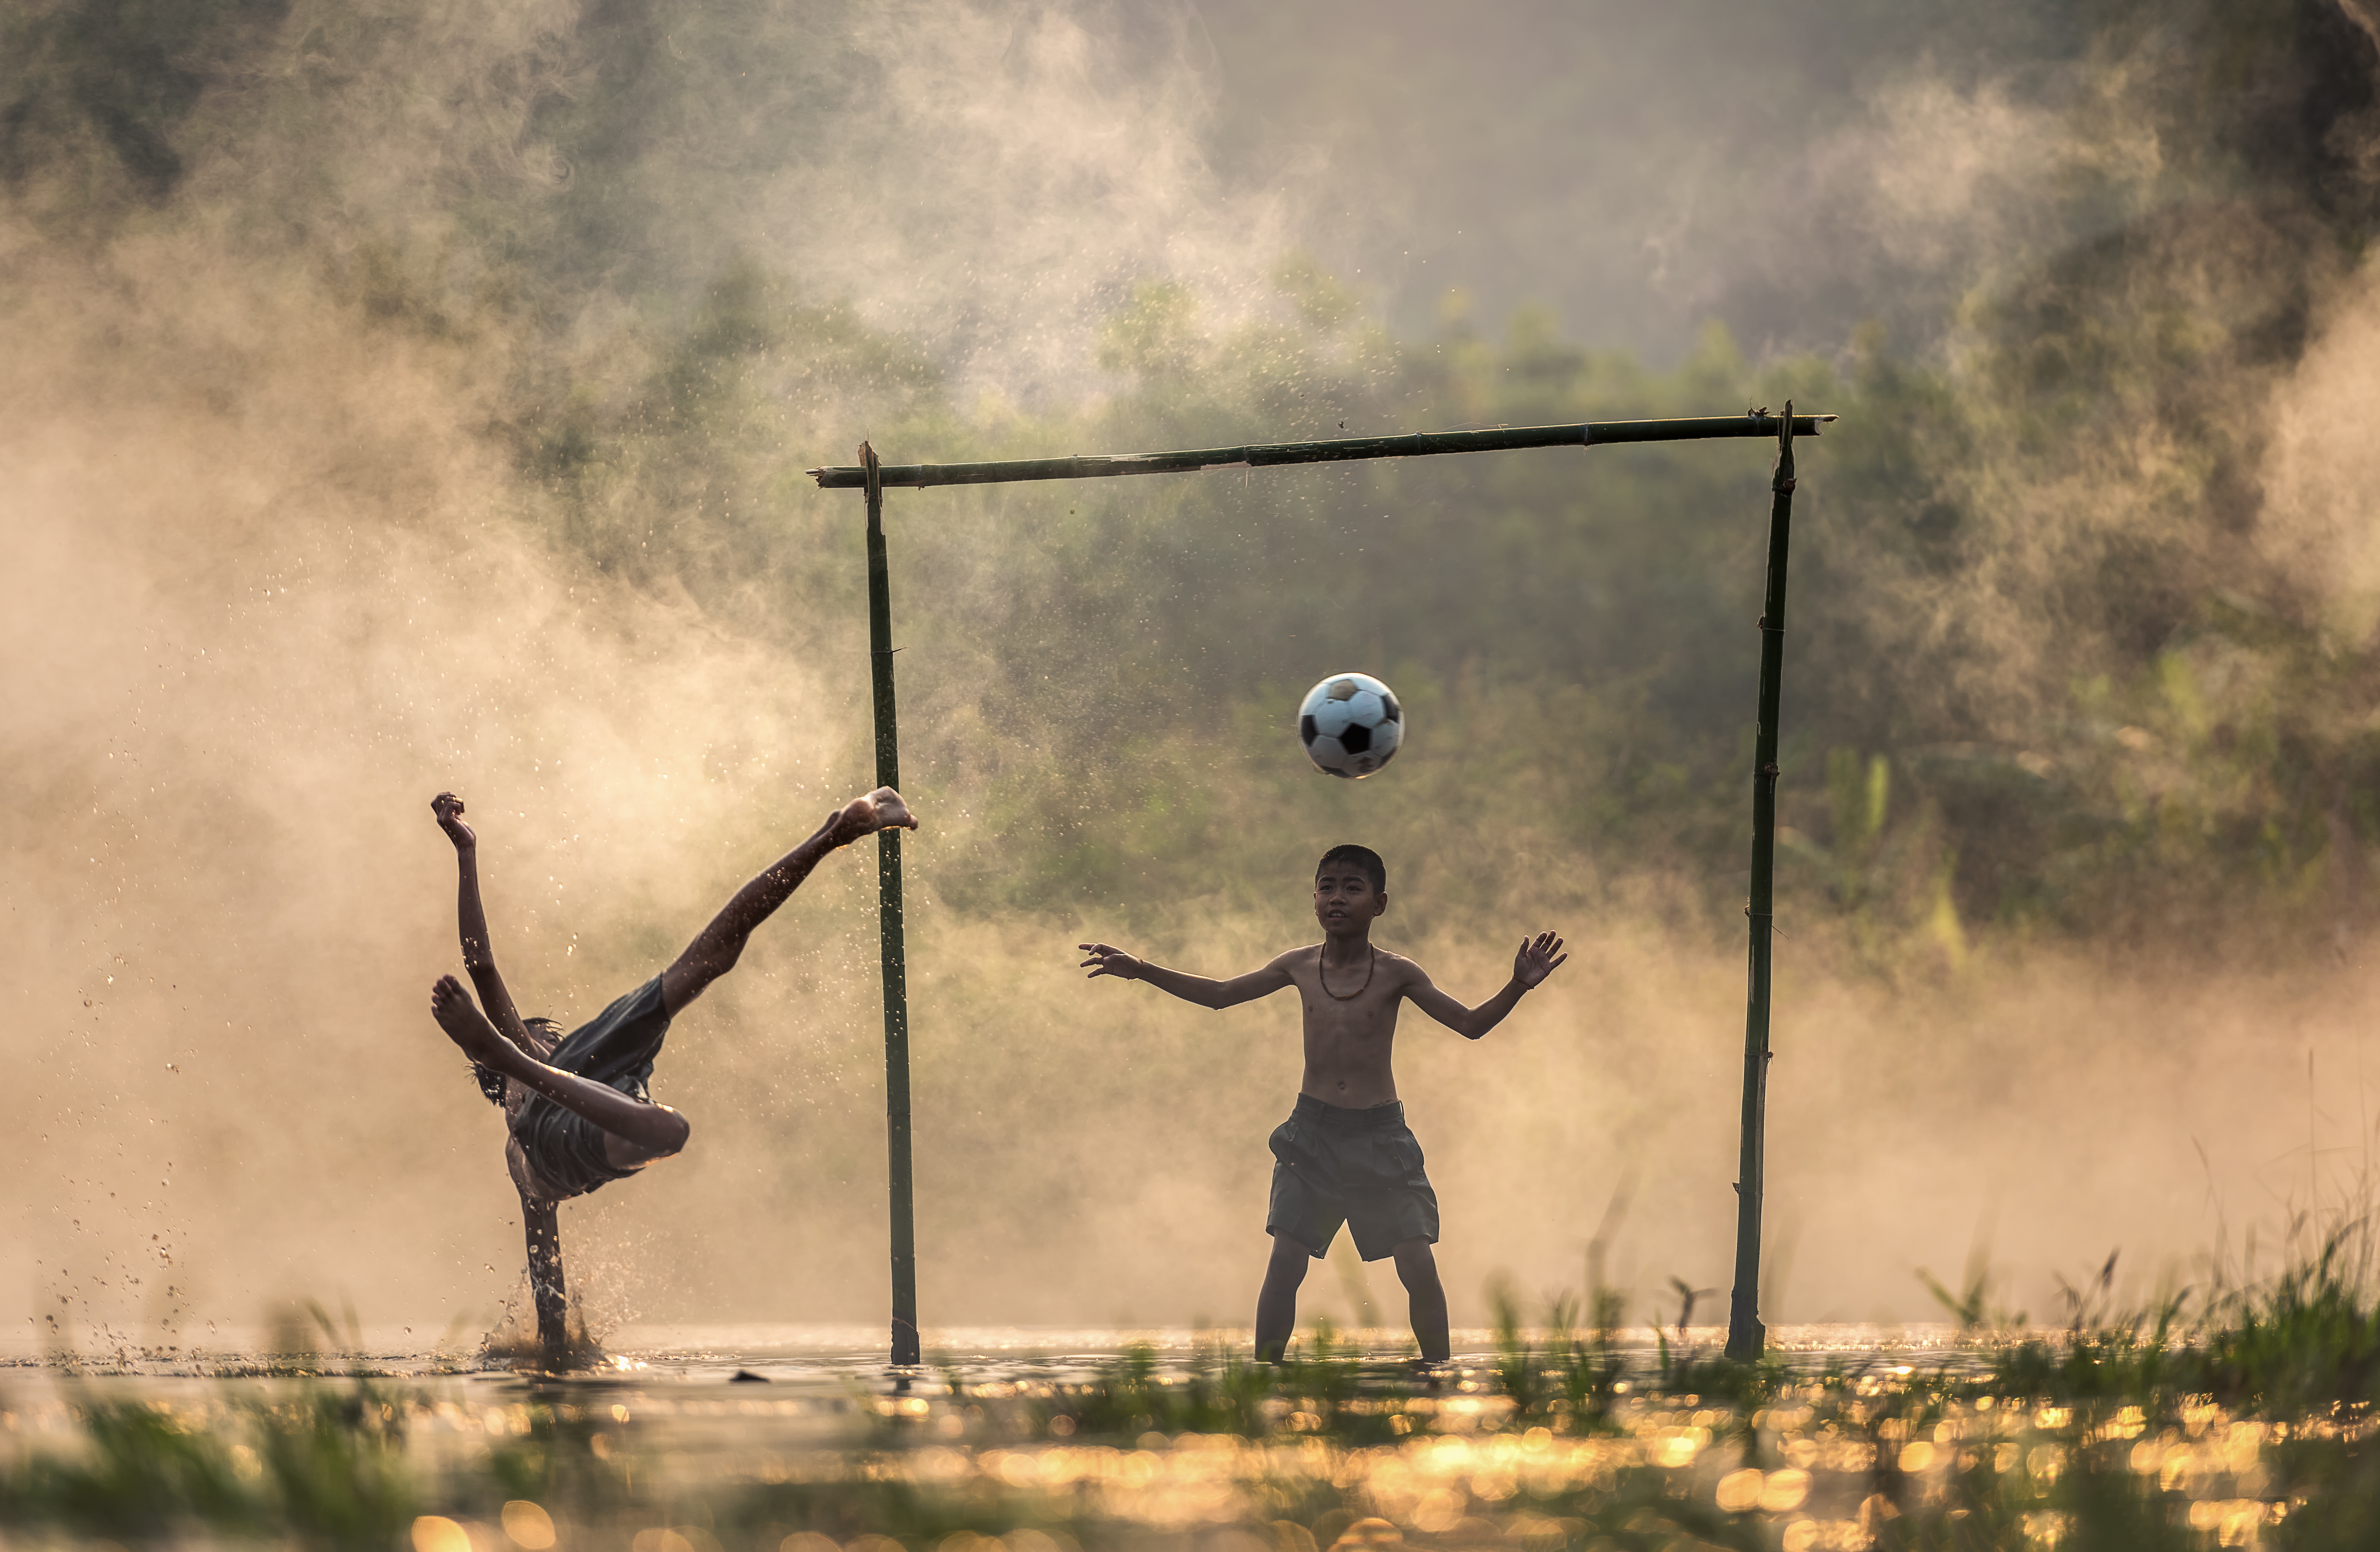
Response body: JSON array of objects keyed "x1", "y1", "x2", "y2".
[
  {"x1": 431, "y1": 792, "x2": 476, "y2": 850},
  {"x1": 827, "y1": 787, "x2": 918, "y2": 847},
  {"x1": 430, "y1": 975, "x2": 515, "y2": 1068}
]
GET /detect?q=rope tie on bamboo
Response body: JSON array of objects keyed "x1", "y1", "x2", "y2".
[
  {"x1": 1773, "y1": 476, "x2": 1797, "y2": 494},
  {"x1": 1757, "y1": 615, "x2": 1784, "y2": 636}
]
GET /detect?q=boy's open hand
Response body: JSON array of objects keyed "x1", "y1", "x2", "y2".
[
  {"x1": 1078, "y1": 942, "x2": 1143, "y2": 980},
  {"x1": 1514, "y1": 931, "x2": 1568, "y2": 988},
  {"x1": 432, "y1": 792, "x2": 476, "y2": 850}
]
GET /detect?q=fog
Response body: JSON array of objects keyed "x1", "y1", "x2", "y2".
[{"x1": 6, "y1": 0, "x2": 2380, "y2": 1354}]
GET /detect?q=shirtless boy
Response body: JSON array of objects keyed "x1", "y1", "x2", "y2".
[
  {"x1": 1078, "y1": 845, "x2": 1565, "y2": 1364},
  {"x1": 428, "y1": 786, "x2": 916, "y2": 1365}
]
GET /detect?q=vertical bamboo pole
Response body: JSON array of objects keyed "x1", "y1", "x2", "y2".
[
  {"x1": 1726, "y1": 403, "x2": 1796, "y2": 1363},
  {"x1": 863, "y1": 441, "x2": 922, "y2": 1366}
]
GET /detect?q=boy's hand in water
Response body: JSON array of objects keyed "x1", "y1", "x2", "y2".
[
  {"x1": 1513, "y1": 931, "x2": 1568, "y2": 989},
  {"x1": 432, "y1": 792, "x2": 476, "y2": 850},
  {"x1": 1078, "y1": 942, "x2": 1144, "y2": 980},
  {"x1": 826, "y1": 787, "x2": 919, "y2": 848}
]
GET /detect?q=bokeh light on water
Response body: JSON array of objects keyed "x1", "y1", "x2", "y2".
[{"x1": 3, "y1": 1326, "x2": 2365, "y2": 1549}]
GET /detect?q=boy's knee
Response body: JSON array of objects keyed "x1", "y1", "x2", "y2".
[
  {"x1": 1267, "y1": 1233, "x2": 1315, "y2": 1277},
  {"x1": 1390, "y1": 1240, "x2": 1438, "y2": 1285},
  {"x1": 627, "y1": 1107, "x2": 693, "y2": 1164}
]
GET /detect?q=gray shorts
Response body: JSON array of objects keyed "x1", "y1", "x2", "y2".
[
  {"x1": 1266, "y1": 1095, "x2": 1440, "y2": 1261},
  {"x1": 511, "y1": 975, "x2": 671, "y2": 1201}
]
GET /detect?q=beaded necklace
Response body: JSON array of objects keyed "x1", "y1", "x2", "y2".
[{"x1": 1320, "y1": 944, "x2": 1376, "y2": 1001}]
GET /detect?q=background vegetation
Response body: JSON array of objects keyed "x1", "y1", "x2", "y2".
[
  {"x1": 8, "y1": 0, "x2": 2380, "y2": 1332},
  {"x1": 14, "y1": 0, "x2": 2376, "y2": 961}
]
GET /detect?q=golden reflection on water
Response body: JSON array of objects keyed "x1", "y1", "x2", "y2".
[
  {"x1": 700, "y1": 1387, "x2": 2329, "y2": 1544},
  {"x1": 7, "y1": 1354, "x2": 2378, "y2": 1549},
  {"x1": 501, "y1": 1499, "x2": 558, "y2": 1549}
]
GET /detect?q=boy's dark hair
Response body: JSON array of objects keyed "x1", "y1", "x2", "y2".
[
  {"x1": 1316, "y1": 844, "x2": 1387, "y2": 895},
  {"x1": 471, "y1": 1016, "x2": 566, "y2": 1107}
]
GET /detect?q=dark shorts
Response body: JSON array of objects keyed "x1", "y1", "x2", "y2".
[
  {"x1": 1266, "y1": 1094, "x2": 1440, "y2": 1261},
  {"x1": 512, "y1": 976, "x2": 672, "y2": 1201}
]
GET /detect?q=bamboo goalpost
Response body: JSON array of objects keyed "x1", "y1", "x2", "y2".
[{"x1": 810, "y1": 409, "x2": 1832, "y2": 1367}]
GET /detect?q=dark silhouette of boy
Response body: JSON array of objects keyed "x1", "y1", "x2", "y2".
[
  {"x1": 1078, "y1": 844, "x2": 1564, "y2": 1363},
  {"x1": 427, "y1": 786, "x2": 916, "y2": 1365}
]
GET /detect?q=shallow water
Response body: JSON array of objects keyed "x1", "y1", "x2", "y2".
[
  {"x1": 0, "y1": 1322, "x2": 1970, "y2": 1386},
  {"x1": 0, "y1": 1325, "x2": 2320, "y2": 1552}
]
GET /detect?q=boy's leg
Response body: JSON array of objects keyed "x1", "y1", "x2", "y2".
[
  {"x1": 659, "y1": 788, "x2": 916, "y2": 1017},
  {"x1": 1254, "y1": 1232, "x2": 1314, "y2": 1362},
  {"x1": 523, "y1": 1194, "x2": 567, "y2": 1367},
  {"x1": 1390, "y1": 1239, "x2": 1451, "y2": 1363},
  {"x1": 433, "y1": 977, "x2": 692, "y2": 1156}
]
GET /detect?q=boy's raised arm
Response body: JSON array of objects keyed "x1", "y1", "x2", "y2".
[
  {"x1": 1078, "y1": 942, "x2": 1296, "y2": 1011},
  {"x1": 433, "y1": 792, "x2": 533, "y2": 1049},
  {"x1": 1403, "y1": 931, "x2": 1568, "y2": 1040}
]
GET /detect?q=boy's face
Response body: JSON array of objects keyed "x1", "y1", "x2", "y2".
[{"x1": 1313, "y1": 866, "x2": 1387, "y2": 937}]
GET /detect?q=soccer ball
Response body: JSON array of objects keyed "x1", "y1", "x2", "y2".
[{"x1": 1297, "y1": 672, "x2": 1404, "y2": 778}]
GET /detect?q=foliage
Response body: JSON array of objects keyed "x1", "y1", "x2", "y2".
[
  {"x1": 1, "y1": 1381, "x2": 413, "y2": 1542},
  {"x1": 1020, "y1": 1340, "x2": 1277, "y2": 1440},
  {"x1": 8, "y1": 0, "x2": 2380, "y2": 971},
  {"x1": 20, "y1": 1261, "x2": 2380, "y2": 1550},
  {"x1": 17, "y1": 1198, "x2": 2380, "y2": 1543}
]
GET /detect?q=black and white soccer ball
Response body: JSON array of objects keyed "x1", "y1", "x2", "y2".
[{"x1": 1297, "y1": 671, "x2": 1404, "y2": 778}]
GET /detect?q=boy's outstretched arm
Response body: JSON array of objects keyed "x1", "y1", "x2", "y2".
[
  {"x1": 1078, "y1": 943, "x2": 1296, "y2": 1011},
  {"x1": 1404, "y1": 931, "x2": 1568, "y2": 1040},
  {"x1": 432, "y1": 793, "x2": 534, "y2": 1052}
]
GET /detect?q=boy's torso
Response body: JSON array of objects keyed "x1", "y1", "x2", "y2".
[
  {"x1": 1287, "y1": 941, "x2": 1421, "y2": 1109},
  {"x1": 506, "y1": 1129, "x2": 570, "y2": 1201},
  {"x1": 497, "y1": 978, "x2": 671, "y2": 1202},
  {"x1": 503, "y1": 1077, "x2": 584, "y2": 1201},
  {"x1": 499, "y1": 1037, "x2": 566, "y2": 1199}
]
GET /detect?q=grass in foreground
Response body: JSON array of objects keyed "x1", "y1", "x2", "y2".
[{"x1": 12, "y1": 1248, "x2": 2380, "y2": 1549}]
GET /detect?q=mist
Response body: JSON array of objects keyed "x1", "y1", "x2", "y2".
[{"x1": 6, "y1": 0, "x2": 2380, "y2": 1352}]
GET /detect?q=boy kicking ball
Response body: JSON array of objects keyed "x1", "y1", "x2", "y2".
[
  {"x1": 1078, "y1": 844, "x2": 1565, "y2": 1365},
  {"x1": 428, "y1": 786, "x2": 916, "y2": 1366}
]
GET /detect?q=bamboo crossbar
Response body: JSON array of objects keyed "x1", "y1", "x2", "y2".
[{"x1": 808, "y1": 413, "x2": 1833, "y2": 489}]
